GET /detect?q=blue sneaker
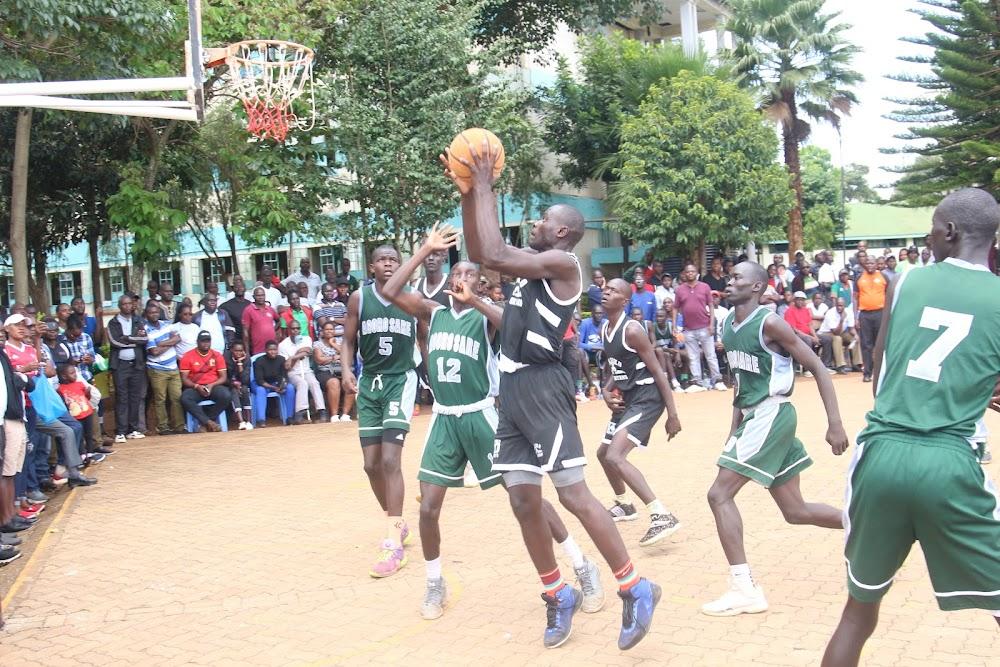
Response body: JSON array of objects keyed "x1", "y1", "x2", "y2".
[
  {"x1": 617, "y1": 578, "x2": 661, "y2": 650},
  {"x1": 541, "y1": 586, "x2": 582, "y2": 649}
]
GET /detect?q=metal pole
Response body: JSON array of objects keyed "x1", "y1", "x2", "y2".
[
  {"x1": 0, "y1": 77, "x2": 192, "y2": 96},
  {"x1": 839, "y1": 130, "x2": 847, "y2": 269}
]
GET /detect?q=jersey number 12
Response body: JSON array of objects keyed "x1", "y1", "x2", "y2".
[
  {"x1": 904, "y1": 307, "x2": 973, "y2": 383},
  {"x1": 436, "y1": 357, "x2": 461, "y2": 383}
]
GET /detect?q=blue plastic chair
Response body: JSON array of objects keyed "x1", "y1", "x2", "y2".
[
  {"x1": 249, "y1": 352, "x2": 292, "y2": 424},
  {"x1": 185, "y1": 400, "x2": 229, "y2": 433}
]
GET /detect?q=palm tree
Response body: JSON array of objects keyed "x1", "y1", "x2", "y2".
[{"x1": 726, "y1": 0, "x2": 862, "y2": 254}]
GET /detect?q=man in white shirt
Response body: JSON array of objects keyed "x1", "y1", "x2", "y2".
[
  {"x1": 817, "y1": 298, "x2": 861, "y2": 373},
  {"x1": 277, "y1": 320, "x2": 326, "y2": 424},
  {"x1": 807, "y1": 292, "x2": 829, "y2": 332},
  {"x1": 193, "y1": 295, "x2": 228, "y2": 353},
  {"x1": 816, "y1": 250, "x2": 837, "y2": 295},
  {"x1": 283, "y1": 258, "x2": 323, "y2": 302},
  {"x1": 654, "y1": 273, "x2": 675, "y2": 311}
]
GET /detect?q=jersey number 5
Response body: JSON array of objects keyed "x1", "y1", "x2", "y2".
[
  {"x1": 904, "y1": 307, "x2": 973, "y2": 383},
  {"x1": 378, "y1": 336, "x2": 392, "y2": 356}
]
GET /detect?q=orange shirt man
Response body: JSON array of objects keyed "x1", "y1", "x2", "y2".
[{"x1": 854, "y1": 258, "x2": 887, "y2": 382}]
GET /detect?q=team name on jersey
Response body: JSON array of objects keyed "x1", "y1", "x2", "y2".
[
  {"x1": 727, "y1": 349, "x2": 760, "y2": 374},
  {"x1": 608, "y1": 356, "x2": 628, "y2": 382},
  {"x1": 508, "y1": 279, "x2": 526, "y2": 308},
  {"x1": 361, "y1": 317, "x2": 413, "y2": 337},
  {"x1": 429, "y1": 330, "x2": 481, "y2": 361}
]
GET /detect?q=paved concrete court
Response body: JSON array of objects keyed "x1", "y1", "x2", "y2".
[{"x1": 0, "y1": 376, "x2": 997, "y2": 666}]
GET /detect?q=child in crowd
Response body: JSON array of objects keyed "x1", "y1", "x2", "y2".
[
  {"x1": 56, "y1": 365, "x2": 101, "y2": 462},
  {"x1": 226, "y1": 341, "x2": 253, "y2": 430}
]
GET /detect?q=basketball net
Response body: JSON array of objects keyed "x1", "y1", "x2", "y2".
[{"x1": 225, "y1": 40, "x2": 315, "y2": 142}]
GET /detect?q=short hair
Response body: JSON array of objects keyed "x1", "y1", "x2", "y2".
[
  {"x1": 370, "y1": 244, "x2": 400, "y2": 262},
  {"x1": 738, "y1": 261, "x2": 769, "y2": 287},
  {"x1": 65, "y1": 314, "x2": 83, "y2": 331},
  {"x1": 934, "y1": 188, "x2": 1000, "y2": 243},
  {"x1": 547, "y1": 205, "x2": 585, "y2": 246},
  {"x1": 265, "y1": 339, "x2": 278, "y2": 349},
  {"x1": 56, "y1": 365, "x2": 75, "y2": 383},
  {"x1": 118, "y1": 294, "x2": 133, "y2": 307}
]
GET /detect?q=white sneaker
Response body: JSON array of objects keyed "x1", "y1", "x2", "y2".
[
  {"x1": 237, "y1": 421, "x2": 246, "y2": 431},
  {"x1": 671, "y1": 379, "x2": 682, "y2": 391},
  {"x1": 126, "y1": 431, "x2": 145, "y2": 440},
  {"x1": 114, "y1": 434, "x2": 127, "y2": 444},
  {"x1": 803, "y1": 370, "x2": 814, "y2": 378},
  {"x1": 701, "y1": 580, "x2": 768, "y2": 617},
  {"x1": 685, "y1": 385, "x2": 706, "y2": 393},
  {"x1": 330, "y1": 415, "x2": 341, "y2": 423},
  {"x1": 244, "y1": 421, "x2": 254, "y2": 431},
  {"x1": 421, "y1": 578, "x2": 448, "y2": 620},
  {"x1": 340, "y1": 414, "x2": 352, "y2": 422},
  {"x1": 713, "y1": 382, "x2": 727, "y2": 391},
  {"x1": 576, "y1": 392, "x2": 589, "y2": 403}
]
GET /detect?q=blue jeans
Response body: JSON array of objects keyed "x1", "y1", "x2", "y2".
[
  {"x1": 683, "y1": 327, "x2": 722, "y2": 387},
  {"x1": 252, "y1": 385, "x2": 295, "y2": 424}
]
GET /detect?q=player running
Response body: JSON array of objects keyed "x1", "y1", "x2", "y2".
[
  {"x1": 598, "y1": 279, "x2": 683, "y2": 546},
  {"x1": 703, "y1": 261, "x2": 847, "y2": 617},
  {"x1": 823, "y1": 188, "x2": 1000, "y2": 666},
  {"x1": 341, "y1": 246, "x2": 422, "y2": 578},
  {"x1": 443, "y1": 143, "x2": 660, "y2": 651},
  {"x1": 382, "y1": 223, "x2": 604, "y2": 623}
]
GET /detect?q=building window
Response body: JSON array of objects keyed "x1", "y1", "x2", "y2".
[
  {"x1": 150, "y1": 264, "x2": 182, "y2": 296},
  {"x1": 101, "y1": 268, "x2": 127, "y2": 304},
  {"x1": 2, "y1": 278, "x2": 13, "y2": 309},
  {"x1": 49, "y1": 271, "x2": 82, "y2": 305},
  {"x1": 254, "y1": 251, "x2": 288, "y2": 279},
  {"x1": 318, "y1": 246, "x2": 341, "y2": 274},
  {"x1": 201, "y1": 257, "x2": 234, "y2": 288}
]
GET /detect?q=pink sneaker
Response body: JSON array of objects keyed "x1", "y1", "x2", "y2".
[
  {"x1": 400, "y1": 521, "x2": 412, "y2": 547},
  {"x1": 369, "y1": 540, "x2": 407, "y2": 578}
]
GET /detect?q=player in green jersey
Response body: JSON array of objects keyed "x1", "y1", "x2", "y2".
[
  {"x1": 703, "y1": 261, "x2": 848, "y2": 617},
  {"x1": 341, "y1": 245, "x2": 422, "y2": 579},
  {"x1": 382, "y1": 224, "x2": 604, "y2": 623},
  {"x1": 823, "y1": 189, "x2": 1000, "y2": 667}
]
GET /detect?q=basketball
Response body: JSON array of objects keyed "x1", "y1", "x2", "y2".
[{"x1": 448, "y1": 128, "x2": 505, "y2": 181}]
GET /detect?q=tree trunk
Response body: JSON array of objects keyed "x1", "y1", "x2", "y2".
[
  {"x1": 88, "y1": 227, "x2": 103, "y2": 310},
  {"x1": 9, "y1": 109, "x2": 32, "y2": 305},
  {"x1": 28, "y1": 245, "x2": 49, "y2": 311},
  {"x1": 782, "y1": 98, "x2": 805, "y2": 256},
  {"x1": 227, "y1": 230, "x2": 239, "y2": 279}
]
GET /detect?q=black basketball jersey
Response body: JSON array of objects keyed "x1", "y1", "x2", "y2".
[
  {"x1": 602, "y1": 313, "x2": 655, "y2": 392},
  {"x1": 498, "y1": 253, "x2": 581, "y2": 366},
  {"x1": 416, "y1": 275, "x2": 450, "y2": 308}
]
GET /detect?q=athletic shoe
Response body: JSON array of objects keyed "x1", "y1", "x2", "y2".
[
  {"x1": 713, "y1": 382, "x2": 727, "y2": 391},
  {"x1": 701, "y1": 579, "x2": 768, "y2": 617},
  {"x1": 22, "y1": 503, "x2": 44, "y2": 513},
  {"x1": 369, "y1": 540, "x2": 406, "y2": 578},
  {"x1": 684, "y1": 384, "x2": 706, "y2": 393},
  {"x1": 237, "y1": 421, "x2": 246, "y2": 431},
  {"x1": 420, "y1": 577, "x2": 448, "y2": 620},
  {"x1": 317, "y1": 409, "x2": 328, "y2": 422},
  {"x1": 981, "y1": 447, "x2": 992, "y2": 464},
  {"x1": 114, "y1": 434, "x2": 127, "y2": 444},
  {"x1": 126, "y1": 431, "x2": 145, "y2": 440},
  {"x1": 618, "y1": 578, "x2": 661, "y2": 650},
  {"x1": 803, "y1": 370, "x2": 814, "y2": 378},
  {"x1": 0, "y1": 547, "x2": 22, "y2": 566},
  {"x1": 17, "y1": 508, "x2": 39, "y2": 521},
  {"x1": 608, "y1": 500, "x2": 638, "y2": 522},
  {"x1": 87, "y1": 453, "x2": 107, "y2": 464},
  {"x1": 330, "y1": 415, "x2": 341, "y2": 423},
  {"x1": 340, "y1": 414, "x2": 352, "y2": 422},
  {"x1": 400, "y1": 522, "x2": 413, "y2": 547},
  {"x1": 671, "y1": 379, "x2": 682, "y2": 391},
  {"x1": 862, "y1": 374, "x2": 872, "y2": 383},
  {"x1": 541, "y1": 586, "x2": 582, "y2": 649},
  {"x1": 0, "y1": 534, "x2": 21, "y2": 546},
  {"x1": 94, "y1": 447, "x2": 115, "y2": 454},
  {"x1": 26, "y1": 490, "x2": 48, "y2": 504},
  {"x1": 244, "y1": 422, "x2": 254, "y2": 431},
  {"x1": 574, "y1": 558, "x2": 605, "y2": 613},
  {"x1": 837, "y1": 366, "x2": 850, "y2": 375},
  {"x1": 639, "y1": 513, "x2": 682, "y2": 547}
]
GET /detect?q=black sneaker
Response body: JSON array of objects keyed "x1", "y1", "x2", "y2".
[
  {"x1": 608, "y1": 500, "x2": 638, "y2": 522},
  {"x1": 639, "y1": 513, "x2": 682, "y2": 547},
  {"x1": 0, "y1": 546, "x2": 21, "y2": 566}
]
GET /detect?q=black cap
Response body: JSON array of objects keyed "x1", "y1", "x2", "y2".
[{"x1": 197, "y1": 330, "x2": 212, "y2": 341}]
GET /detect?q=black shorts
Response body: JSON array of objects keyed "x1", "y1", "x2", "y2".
[
  {"x1": 601, "y1": 383, "x2": 664, "y2": 449},
  {"x1": 494, "y1": 363, "x2": 586, "y2": 475}
]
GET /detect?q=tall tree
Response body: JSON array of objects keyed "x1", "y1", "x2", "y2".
[
  {"x1": 800, "y1": 145, "x2": 846, "y2": 249},
  {"x1": 843, "y1": 163, "x2": 881, "y2": 203},
  {"x1": 887, "y1": 1, "x2": 1000, "y2": 205},
  {"x1": 727, "y1": 0, "x2": 862, "y2": 255},
  {"x1": 611, "y1": 72, "x2": 793, "y2": 255}
]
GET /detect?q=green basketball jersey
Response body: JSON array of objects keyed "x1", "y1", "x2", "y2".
[
  {"x1": 426, "y1": 304, "x2": 498, "y2": 407},
  {"x1": 722, "y1": 306, "x2": 794, "y2": 410},
  {"x1": 357, "y1": 283, "x2": 419, "y2": 374},
  {"x1": 859, "y1": 259, "x2": 1000, "y2": 446}
]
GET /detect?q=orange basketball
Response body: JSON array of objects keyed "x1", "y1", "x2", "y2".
[{"x1": 448, "y1": 128, "x2": 505, "y2": 181}]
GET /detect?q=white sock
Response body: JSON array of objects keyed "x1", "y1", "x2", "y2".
[
  {"x1": 559, "y1": 535, "x2": 586, "y2": 569},
  {"x1": 426, "y1": 557, "x2": 442, "y2": 580},
  {"x1": 730, "y1": 563, "x2": 754, "y2": 590},
  {"x1": 614, "y1": 492, "x2": 629, "y2": 505},
  {"x1": 646, "y1": 499, "x2": 666, "y2": 515}
]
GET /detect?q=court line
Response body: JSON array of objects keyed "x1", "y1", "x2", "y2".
[{"x1": 2, "y1": 488, "x2": 80, "y2": 609}]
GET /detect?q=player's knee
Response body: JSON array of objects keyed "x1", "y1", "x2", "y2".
[
  {"x1": 706, "y1": 484, "x2": 732, "y2": 510},
  {"x1": 507, "y1": 490, "x2": 540, "y2": 520},
  {"x1": 419, "y1": 497, "x2": 442, "y2": 523},
  {"x1": 362, "y1": 461, "x2": 379, "y2": 479},
  {"x1": 602, "y1": 444, "x2": 628, "y2": 470},
  {"x1": 777, "y1": 501, "x2": 810, "y2": 525},
  {"x1": 380, "y1": 455, "x2": 401, "y2": 475}
]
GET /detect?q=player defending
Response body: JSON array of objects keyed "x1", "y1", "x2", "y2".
[
  {"x1": 599, "y1": 279, "x2": 683, "y2": 545},
  {"x1": 703, "y1": 261, "x2": 847, "y2": 616},
  {"x1": 443, "y1": 143, "x2": 660, "y2": 651},
  {"x1": 823, "y1": 188, "x2": 1000, "y2": 666},
  {"x1": 382, "y1": 223, "x2": 604, "y2": 623},
  {"x1": 341, "y1": 246, "x2": 421, "y2": 578}
]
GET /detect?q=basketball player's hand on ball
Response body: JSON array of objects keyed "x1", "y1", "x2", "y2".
[
  {"x1": 664, "y1": 413, "x2": 681, "y2": 441},
  {"x1": 826, "y1": 422, "x2": 849, "y2": 456},
  {"x1": 439, "y1": 153, "x2": 473, "y2": 196},
  {"x1": 425, "y1": 222, "x2": 461, "y2": 253},
  {"x1": 444, "y1": 281, "x2": 473, "y2": 305}
]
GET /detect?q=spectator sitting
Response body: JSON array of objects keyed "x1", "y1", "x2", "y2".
[
  {"x1": 775, "y1": 263, "x2": 791, "y2": 288},
  {"x1": 55, "y1": 303, "x2": 71, "y2": 331},
  {"x1": 279, "y1": 289, "x2": 313, "y2": 341},
  {"x1": 312, "y1": 283, "x2": 346, "y2": 338},
  {"x1": 578, "y1": 305, "x2": 604, "y2": 365},
  {"x1": 652, "y1": 306, "x2": 684, "y2": 390},
  {"x1": 193, "y1": 294, "x2": 232, "y2": 353},
  {"x1": 251, "y1": 340, "x2": 293, "y2": 428},
  {"x1": 807, "y1": 292, "x2": 829, "y2": 332},
  {"x1": 487, "y1": 282, "x2": 505, "y2": 306},
  {"x1": 654, "y1": 273, "x2": 675, "y2": 310},
  {"x1": 144, "y1": 302, "x2": 185, "y2": 436},
  {"x1": 56, "y1": 365, "x2": 98, "y2": 457},
  {"x1": 225, "y1": 341, "x2": 253, "y2": 430},
  {"x1": 817, "y1": 297, "x2": 862, "y2": 373},
  {"x1": 173, "y1": 303, "x2": 200, "y2": 357},
  {"x1": 179, "y1": 331, "x2": 230, "y2": 433},
  {"x1": 334, "y1": 278, "x2": 351, "y2": 305},
  {"x1": 278, "y1": 321, "x2": 325, "y2": 424},
  {"x1": 790, "y1": 264, "x2": 819, "y2": 297},
  {"x1": 783, "y1": 291, "x2": 821, "y2": 373},
  {"x1": 313, "y1": 320, "x2": 354, "y2": 422}
]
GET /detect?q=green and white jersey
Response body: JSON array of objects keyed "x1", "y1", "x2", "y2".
[
  {"x1": 721, "y1": 306, "x2": 794, "y2": 410},
  {"x1": 427, "y1": 301, "x2": 498, "y2": 408},
  {"x1": 357, "y1": 283, "x2": 419, "y2": 375},
  {"x1": 860, "y1": 258, "x2": 1000, "y2": 447}
]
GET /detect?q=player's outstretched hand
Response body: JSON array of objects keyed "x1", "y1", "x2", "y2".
[
  {"x1": 664, "y1": 413, "x2": 681, "y2": 441},
  {"x1": 439, "y1": 152, "x2": 472, "y2": 196},
  {"x1": 604, "y1": 388, "x2": 624, "y2": 413},
  {"x1": 826, "y1": 422, "x2": 849, "y2": 456},
  {"x1": 444, "y1": 281, "x2": 475, "y2": 305},
  {"x1": 342, "y1": 369, "x2": 358, "y2": 395},
  {"x1": 424, "y1": 222, "x2": 461, "y2": 253}
]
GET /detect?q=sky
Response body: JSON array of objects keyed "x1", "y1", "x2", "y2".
[{"x1": 808, "y1": 0, "x2": 934, "y2": 194}]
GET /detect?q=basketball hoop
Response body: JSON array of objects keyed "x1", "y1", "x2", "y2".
[{"x1": 223, "y1": 40, "x2": 315, "y2": 142}]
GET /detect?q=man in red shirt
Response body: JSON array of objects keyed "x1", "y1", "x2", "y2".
[
  {"x1": 179, "y1": 331, "x2": 230, "y2": 432},
  {"x1": 241, "y1": 286, "x2": 279, "y2": 355},
  {"x1": 783, "y1": 291, "x2": 820, "y2": 354},
  {"x1": 672, "y1": 263, "x2": 725, "y2": 392}
]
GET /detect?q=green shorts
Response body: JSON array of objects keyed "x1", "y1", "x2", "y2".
[
  {"x1": 717, "y1": 401, "x2": 812, "y2": 488},
  {"x1": 357, "y1": 369, "x2": 418, "y2": 445},
  {"x1": 418, "y1": 407, "x2": 502, "y2": 490},
  {"x1": 845, "y1": 435, "x2": 1000, "y2": 611}
]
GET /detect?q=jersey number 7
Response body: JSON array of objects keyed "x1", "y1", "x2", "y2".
[{"x1": 904, "y1": 307, "x2": 973, "y2": 383}]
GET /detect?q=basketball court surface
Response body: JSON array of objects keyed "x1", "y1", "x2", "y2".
[{"x1": 0, "y1": 377, "x2": 996, "y2": 665}]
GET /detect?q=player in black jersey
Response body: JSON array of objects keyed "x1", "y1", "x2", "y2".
[
  {"x1": 599, "y1": 280, "x2": 683, "y2": 545},
  {"x1": 442, "y1": 143, "x2": 661, "y2": 651}
]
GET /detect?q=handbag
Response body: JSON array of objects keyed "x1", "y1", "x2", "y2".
[{"x1": 29, "y1": 378, "x2": 69, "y2": 424}]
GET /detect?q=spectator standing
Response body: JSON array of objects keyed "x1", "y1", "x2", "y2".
[
  {"x1": 279, "y1": 290, "x2": 314, "y2": 341},
  {"x1": 193, "y1": 294, "x2": 232, "y2": 352},
  {"x1": 654, "y1": 273, "x2": 675, "y2": 310},
  {"x1": 335, "y1": 278, "x2": 351, "y2": 305},
  {"x1": 225, "y1": 341, "x2": 253, "y2": 430},
  {"x1": 259, "y1": 266, "x2": 287, "y2": 300},
  {"x1": 40, "y1": 318, "x2": 71, "y2": 384},
  {"x1": 155, "y1": 282, "x2": 181, "y2": 322},
  {"x1": 561, "y1": 319, "x2": 588, "y2": 402},
  {"x1": 766, "y1": 265, "x2": 784, "y2": 295},
  {"x1": 854, "y1": 256, "x2": 887, "y2": 382},
  {"x1": 278, "y1": 321, "x2": 325, "y2": 423},
  {"x1": 703, "y1": 256, "x2": 728, "y2": 294},
  {"x1": 313, "y1": 283, "x2": 347, "y2": 337},
  {"x1": 831, "y1": 269, "x2": 854, "y2": 308},
  {"x1": 578, "y1": 305, "x2": 604, "y2": 364},
  {"x1": 284, "y1": 257, "x2": 323, "y2": 302},
  {"x1": 179, "y1": 332, "x2": 230, "y2": 432},
  {"x1": 143, "y1": 303, "x2": 185, "y2": 436},
  {"x1": 817, "y1": 298, "x2": 862, "y2": 373},
  {"x1": 415, "y1": 247, "x2": 450, "y2": 308},
  {"x1": 1, "y1": 344, "x2": 34, "y2": 545},
  {"x1": 61, "y1": 316, "x2": 96, "y2": 383},
  {"x1": 242, "y1": 287, "x2": 279, "y2": 355},
  {"x1": 790, "y1": 265, "x2": 820, "y2": 297},
  {"x1": 314, "y1": 321, "x2": 352, "y2": 422},
  {"x1": 54, "y1": 303, "x2": 71, "y2": 331},
  {"x1": 146, "y1": 279, "x2": 160, "y2": 305},
  {"x1": 500, "y1": 274, "x2": 515, "y2": 301},
  {"x1": 629, "y1": 280, "x2": 657, "y2": 323},
  {"x1": 334, "y1": 257, "x2": 360, "y2": 294},
  {"x1": 882, "y1": 256, "x2": 898, "y2": 281},
  {"x1": 173, "y1": 304, "x2": 200, "y2": 357},
  {"x1": 220, "y1": 277, "x2": 251, "y2": 339},
  {"x1": 816, "y1": 251, "x2": 837, "y2": 295},
  {"x1": 251, "y1": 341, "x2": 293, "y2": 428},
  {"x1": 586, "y1": 269, "x2": 606, "y2": 312},
  {"x1": 70, "y1": 296, "x2": 103, "y2": 343},
  {"x1": 673, "y1": 263, "x2": 725, "y2": 392},
  {"x1": 106, "y1": 295, "x2": 148, "y2": 443},
  {"x1": 897, "y1": 246, "x2": 920, "y2": 274},
  {"x1": 631, "y1": 274, "x2": 654, "y2": 294}
]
